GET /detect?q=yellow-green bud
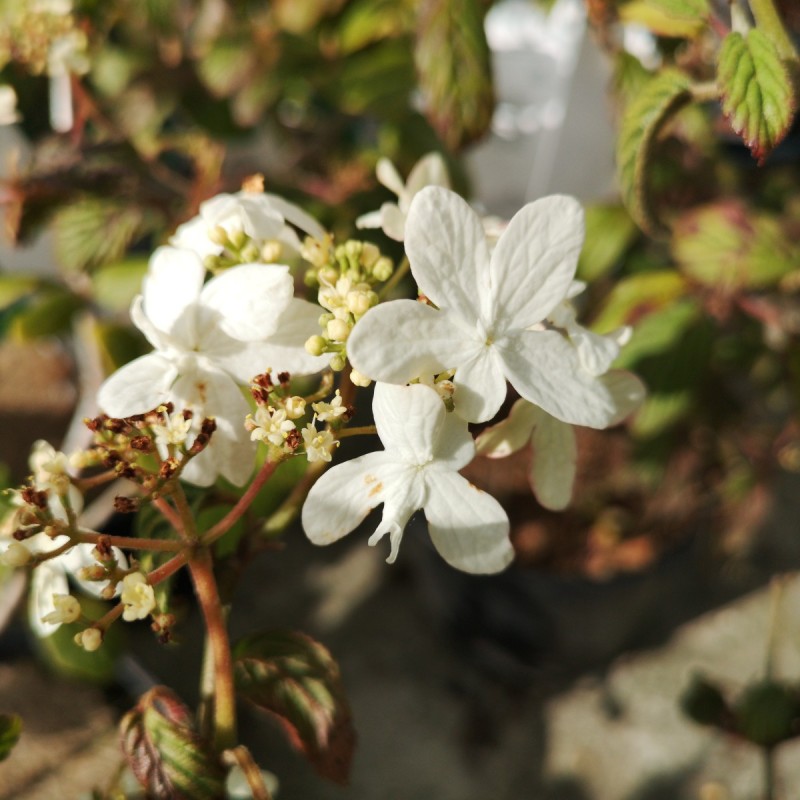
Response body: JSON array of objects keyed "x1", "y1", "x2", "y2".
[
  {"x1": 240, "y1": 242, "x2": 260, "y2": 263},
  {"x1": 318, "y1": 312, "x2": 335, "y2": 327},
  {"x1": 372, "y1": 257, "x2": 393, "y2": 282},
  {"x1": 0, "y1": 542, "x2": 31, "y2": 567},
  {"x1": 318, "y1": 266, "x2": 339, "y2": 286},
  {"x1": 209, "y1": 225, "x2": 229, "y2": 246},
  {"x1": 304, "y1": 269, "x2": 319, "y2": 288},
  {"x1": 329, "y1": 353, "x2": 346, "y2": 372},
  {"x1": 229, "y1": 228, "x2": 248, "y2": 250},
  {"x1": 360, "y1": 242, "x2": 380, "y2": 269},
  {"x1": 350, "y1": 369, "x2": 372, "y2": 388},
  {"x1": 305, "y1": 335, "x2": 327, "y2": 357}
]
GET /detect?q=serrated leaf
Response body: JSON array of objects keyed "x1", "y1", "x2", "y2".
[
  {"x1": 120, "y1": 686, "x2": 225, "y2": 800},
  {"x1": 0, "y1": 713, "x2": 22, "y2": 762},
  {"x1": 414, "y1": 0, "x2": 494, "y2": 150},
  {"x1": 673, "y1": 201, "x2": 799, "y2": 289},
  {"x1": 619, "y1": 0, "x2": 709, "y2": 37},
  {"x1": 577, "y1": 203, "x2": 639, "y2": 282},
  {"x1": 718, "y1": 30, "x2": 796, "y2": 163},
  {"x1": 617, "y1": 69, "x2": 692, "y2": 235},
  {"x1": 54, "y1": 199, "x2": 148, "y2": 273},
  {"x1": 234, "y1": 630, "x2": 355, "y2": 785}
]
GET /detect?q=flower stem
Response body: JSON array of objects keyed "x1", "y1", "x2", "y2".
[
  {"x1": 379, "y1": 256, "x2": 410, "y2": 299},
  {"x1": 201, "y1": 459, "x2": 278, "y2": 547},
  {"x1": 222, "y1": 746, "x2": 272, "y2": 800},
  {"x1": 749, "y1": 0, "x2": 798, "y2": 59},
  {"x1": 188, "y1": 549, "x2": 237, "y2": 753},
  {"x1": 74, "y1": 531, "x2": 183, "y2": 552},
  {"x1": 262, "y1": 459, "x2": 328, "y2": 537},
  {"x1": 335, "y1": 425, "x2": 378, "y2": 439},
  {"x1": 152, "y1": 497, "x2": 184, "y2": 536}
]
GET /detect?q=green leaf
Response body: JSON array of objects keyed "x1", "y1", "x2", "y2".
[
  {"x1": 197, "y1": 40, "x2": 257, "y2": 98},
  {"x1": 619, "y1": 0, "x2": 709, "y2": 37},
  {"x1": 120, "y1": 686, "x2": 225, "y2": 800},
  {"x1": 54, "y1": 199, "x2": 148, "y2": 273},
  {"x1": 92, "y1": 259, "x2": 148, "y2": 312},
  {"x1": 0, "y1": 713, "x2": 22, "y2": 762},
  {"x1": 592, "y1": 269, "x2": 689, "y2": 333},
  {"x1": 7, "y1": 287, "x2": 84, "y2": 340},
  {"x1": 0, "y1": 274, "x2": 39, "y2": 311},
  {"x1": 337, "y1": 0, "x2": 412, "y2": 55},
  {"x1": 673, "y1": 202, "x2": 799, "y2": 289},
  {"x1": 414, "y1": 0, "x2": 494, "y2": 150},
  {"x1": 617, "y1": 69, "x2": 692, "y2": 235},
  {"x1": 234, "y1": 630, "x2": 356, "y2": 785},
  {"x1": 717, "y1": 30, "x2": 796, "y2": 163},
  {"x1": 577, "y1": 203, "x2": 639, "y2": 282}
]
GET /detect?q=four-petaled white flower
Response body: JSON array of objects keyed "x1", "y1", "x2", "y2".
[
  {"x1": 97, "y1": 246, "x2": 326, "y2": 486},
  {"x1": 302, "y1": 425, "x2": 337, "y2": 463},
  {"x1": 348, "y1": 186, "x2": 620, "y2": 426},
  {"x1": 302, "y1": 383, "x2": 513, "y2": 574},
  {"x1": 171, "y1": 191, "x2": 326, "y2": 261},
  {"x1": 356, "y1": 153, "x2": 450, "y2": 241},
  {"x1": 312, "y1": 390, "x2": 346, "y2": 422},
  {"x1": 477, "y1": 371, "x2": 645, "y2": 510},
  {"x1": 120, "y1": 572, "x2": 156, "y2": 621}
]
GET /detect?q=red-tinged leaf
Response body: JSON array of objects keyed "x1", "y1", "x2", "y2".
[
  {"x1": 717, "y1": 30, "x2": 796, "y2": 163},
  {"x1": 120, "y1": 686, "x2": 225, "y2": 800},
  {"x1": 233, "y1": 630, "x2": 356, "y2": 785}
]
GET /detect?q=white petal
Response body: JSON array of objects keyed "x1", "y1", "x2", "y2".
[
  {"x1": 375, "y1": 158, "x2": 406, "y2": 197},
  {"x1": 367, "y1": 467, "x2": 425, "y2": 563},
  {"x1": 379, "y1": 202, "x2": 406, "y2": 242},
  {"x1": 570, "y1": 326, "x2": 622, "y2": 376},
  {"x1": 373, "y1": 383, "x2": 445, "y2": 464},
  {"x1": 404, "y1": 187, "x2": 491, "y2": 324},
  {"x1": 347, "y1": 300, "x2": 464, "y2": 385},
  {"x1": 170, "y1": 217, "x2": 222, "y2": 260},
  {"x1": 199, "y1": 263, "x2": 293, "y2": 342},
  {"x1": 355, "y1": 209, "x2": 383, "y2": 230},
  {"x1": 499, "y1": 330, "x2": 617, "y2": 429},
  {"x1": 171, "y1": 367, "x2": 255, "y2": 486},
  {"x1": 602, "y1": 370, "x2": 646, "y2": 425},
  {"x1": 205, "y1": 299, "x2": 327, "y2": 382},
  {"x1": 432, "y1": 412, "x2": 475, "y2": 471},
  {"x1": 452, "y1": 347, "x2": 508, "y2": 423},
  {"x1": 476, "y1": 398, "x2": 538, "y2": 458},
  {"x1": 143, "y1": 247, "x2": 206, "y2": 338},
  {"x1": 490, "y1": 195, "x2": 584, "y2": 331},
  {"x1": 529, "y1": 409, "x2": 576, "y2": 511},
  {"x1": 30, "y1": 561, "x2": 68, "y2": 637},
  {"x1": 97, "y1": 353, "x2": 178, "y2": 417},
  {"x1": 262, "y1": 192, "x2": 327, "y2": 240},
  {"x1": 302, "y1": 451, "x2": 398, "y2": 546},
  {"x1": 423, "y1": 471, "x2": 513, "y2": 574},
  {"x1": 130, "y1": 295, "x2": 172, "y2": 351},
  {"x1": 405, "y1": 152, "x2": 450, "y2": 199}
]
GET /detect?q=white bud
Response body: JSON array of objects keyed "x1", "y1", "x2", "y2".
[
  {"x1": 284, "y1": 396, "x2": 307, "y2": 419},
  {"x1": 76, "y1": 627, "x2": 102, "y2": 651},
  {"x1": 41, "y1": 593, "x2": 81, "y2": 625},
  {"x1": 0, "y1": 542, "x2": 31, "y2": 567},
  {"x1": 350, "y1": 369, "x2": 372, "y2": 388},
  {"x1": 326, "y1": 318, "x2": 351, "y2": 342}
]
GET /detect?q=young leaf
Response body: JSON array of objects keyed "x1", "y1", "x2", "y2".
[
  {"x1": 0, "y1": 714, "x2": 22, "y2": 762},
  {"x1": 577, "y1": 203, "x2": 639, "y2": 282},
  {"x1": 617, "y1": 69, "x2": 693, "y2": 235},
  {"x1": 120, "y1": 686, "x2": 225, "y2": 800},
  {"x1": 233, "y1": 630, "x2": 356, "y2": 785},
  {"x1": 717, "y1": 30, "x2": 796, "y2": 163},
  {"x1": 619, "y1": 0, "x2": 709, "y2": 38},
  {"x1": 414, "y1": 0, "x2": 494, "y2": 150}
]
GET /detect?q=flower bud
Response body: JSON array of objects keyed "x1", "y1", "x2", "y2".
[
  {"x1": 284, "y1": 396, "x2": 307, "y2": 419},
  {"x1": 0, "y1": 542, "x2": 31, "y2": 567},
  {"x1": 326, "y1": 318, "x2": 351, "y2": 342},
  {"x1": 318, "y1": 266, "x2": 339, "y2": 286},
  {"x1": 360, "y1": 241, "x2": 380, "y2": 269},
  {"x1": 75, "y1": 627, "x2": 103, "y2": 651},
  {"x1": 346, "y1": 290, "x2": 373, "y2": 317},
  {"x1": 261, "y1": 240, "x2": 282, "y2": 263},
  {"x1": 305, "y1": 335, "x2": 327, "y2": 357},
  {"x1": 41, "y1": 594, "x2": 81, "y2": 625},
  {"x1": 371, "y1": 257, "x2": 393, "y2": 282},
  {"x1": 329, "y1": 353, "x2": 346, "y2": 372},
  {"x1": 209, "y1": 225, "x2": 229, "y2": 246},
  {"x1": 350, "y1": 369, "x2": 372, "y2": 388}
]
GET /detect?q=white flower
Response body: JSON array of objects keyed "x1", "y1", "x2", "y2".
[
  {"x1": 247, "y1": 406, "x2": 296, "y2": 447},
  {"x1": 120, "y1": 572, "x2": 156, "y2": 621},
  {"x1": 97, "y1": 247, "x2": 326, "y2": 486},
  {"x1": 171, "y1": 191, "x2": 326, "y2": 261},
  {"x1": 40, "y1": 593, "x2": 81, "y2": 625},
  {"x1": 0, "y1": 86, "x2": 19, "y2": 126},
  {"x1": 348, "y1": 186, "x2": 620, "y2": 426},
  {"x1": 356, "y1": 153, "x2": 450, "y2": 241},
  {"x1": 29, "y1": 439, "x2": 71, "y2": 494},
  {"x1": 547, "y1": 281, "x2": 632, "y2": 376},
  {"x1": 301, "y1": 425, "x2": 337, "y2": 463},
  {"x1": 476, "y1": 372, "x2": 645, "y2": 510},
  {"x1": 150, "y1": 409, "x2": 194, "y2": 447},
  {"x1": 302, "y1": 383, "x2": 513, "y2": 574},
  {"x1": 312, "y1": 390, "x2": 347, "y2": 422}
]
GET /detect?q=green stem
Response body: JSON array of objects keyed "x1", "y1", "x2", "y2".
[
  {"x1": 189, "y1": 549, "x2": 237, "y2": 753},
  {"x1": 335, "y1": 425, "x2": 378, "y2": 439},
  {"x1": 749, "y1": 0, "x2": 798, "y2": 59},
  {"x1": 764, "y1": 746, "x2": 775, "y2": 800},
  {"x1": 378, "y1": 256, "x2": 410, "y2": 299},
  {"x1": 201, "y1": 459, "x2": 278, "y2": 547}
]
